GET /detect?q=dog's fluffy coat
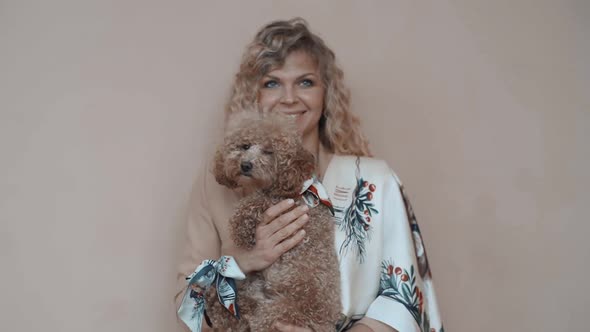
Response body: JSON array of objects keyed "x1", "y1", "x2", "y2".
[{"x1": 206, "y1": 112, "x2": 341, "y2": 331}]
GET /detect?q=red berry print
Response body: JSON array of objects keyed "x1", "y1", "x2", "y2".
[
  {"x1": 395, "y1": 267, "x2": 402, "y2": 275},
  {"x1": 401, "y1": 274, "x2": 409, "y2": 282},
  {"x1": 387, "y1": 265, "x2": 394, "y2": 276},
  {"x1": 345, "y1": 177, "x2": 380, "y2": 260}
]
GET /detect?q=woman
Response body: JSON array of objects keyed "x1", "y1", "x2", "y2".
[{"x1": 175, "y1": 18, "x2": 444, "y2": 332}]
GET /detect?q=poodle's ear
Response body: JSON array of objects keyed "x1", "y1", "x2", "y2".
[
  {"x1": 213, "y1": 145, "x2": 238, "y2": 189},
  {"x1": 274, "y1": 143, "x2": 316, "y2": 197}
]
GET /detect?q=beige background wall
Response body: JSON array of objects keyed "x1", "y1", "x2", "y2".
[{"x1": 1, "y1": 1, "x2": 588, "y2": 331}]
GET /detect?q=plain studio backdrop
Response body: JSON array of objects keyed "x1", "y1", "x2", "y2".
[{"x1": 1, "y1": 1, "x2": 588, "y2": 331}]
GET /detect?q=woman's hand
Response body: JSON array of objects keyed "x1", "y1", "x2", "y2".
[
  {"x1": 273, "y1": 321, "x2": 313, "y2": 332},
  {"x1": 234, "y1": 199, "x2": 309, "y2": 274}
]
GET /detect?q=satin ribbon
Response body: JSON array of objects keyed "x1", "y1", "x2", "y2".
[
  {"x1": 178, "y1": 256, "x2": 246, "y2": 332},
  {"x1": 301, "y1": 176, "x2": 335, "y2": 215}
]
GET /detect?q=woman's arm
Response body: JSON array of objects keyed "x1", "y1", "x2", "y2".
[
  {"x1": 358, "y1": 166, "x2": 443, "y2": 332},
  {"x1": 175, "y1": 165, "x2": 222, "y2": 331},
  {"x1": 352, "y1": 318, "x2": 398, "y2": 332},
  {"x1": 347, "y1": 323, "x2": 374, "y2": 332},
  {"x1": 176, "y1": 164, "x2": 310, "y2": 331},
  {"x1": 273, "y1": 318, "x2": 397, "y2": 332}
]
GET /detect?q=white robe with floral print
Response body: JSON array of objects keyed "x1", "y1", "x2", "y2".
[
  {"x1": 325, "y1": 156, "x2": 443, "y2": 332},
  {"x1": 176, "y1": 155, "x2": 444, "y2": 332}
]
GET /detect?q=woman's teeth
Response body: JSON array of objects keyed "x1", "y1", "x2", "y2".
[{"x1": 287, "y1": 111, "x2": 306, "y2": 118}]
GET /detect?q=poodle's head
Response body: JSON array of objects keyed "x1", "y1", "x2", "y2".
[{"x1": 213, "y1": 111, "x2": 315, "y2": 197}]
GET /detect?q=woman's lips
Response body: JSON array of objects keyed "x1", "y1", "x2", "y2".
[{"x1": 281, "y1": 110, "x2": 307, "y2": 118}]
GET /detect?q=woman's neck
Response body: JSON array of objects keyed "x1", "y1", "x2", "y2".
[
  {"x1": 302, "y1": 129, "x2": 333, "y2": 181},
  {"x1": 302, "y1": 139, "x2": 333, "y2": 182}
]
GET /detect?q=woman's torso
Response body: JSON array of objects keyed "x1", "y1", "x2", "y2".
[{"x1": 206, "y1": 155, "x2": 394, "y2": 321}]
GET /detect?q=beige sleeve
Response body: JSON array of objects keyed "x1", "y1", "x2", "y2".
[
  {"x1": 356, "y1": 317, "x2": 398, "y2": 332},
  {"x1": 174, "y1": 163, "x2": 222, "y2": 331}
]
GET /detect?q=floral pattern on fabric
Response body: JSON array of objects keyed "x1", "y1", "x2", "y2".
[
  {"x1": 379, "y1": 260, "x2": 441, "y2": 332},
  {"x1": 301, "y1": 176, "x2": 335, "y2": 215},
  {"x1": 177, "y1": 155, "x2": 445, "y2": 332},
  {"x1": 178, "y1": 256, "x2": 245, "y2": 332},
  {"x1": 399, "y1": 184, "x2": 432, "y2": 279},
  {"x1": 335, "y1": 177, "x2": 379, "y2": 263}
]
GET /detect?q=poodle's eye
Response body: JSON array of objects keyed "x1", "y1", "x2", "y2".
[
  {"x1": 240, "y1": 144, "x2": 251, "y2": 150},
  {"x1": 263, "y1": 150, "x2": 274, "y2": 155}
]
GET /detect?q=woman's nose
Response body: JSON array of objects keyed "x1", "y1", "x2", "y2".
[{"x1": 280, "y1": 86, "x2": 297, "y2": 105}]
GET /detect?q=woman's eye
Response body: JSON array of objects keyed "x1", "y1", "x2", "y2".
[
  {"x1": 263, "y1": 80, "x2": 279, "y2": 88},
  {"x1": 263, "y1": 150, "x2": 274, "y2": 155},
  {"x1": 240, "y1": 144, "x2": 251, "y2": 150},
  {"x1": 300, "y1": 79, "x2": 314, "y2": 87}
]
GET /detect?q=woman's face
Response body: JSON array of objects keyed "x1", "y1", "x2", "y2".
[{"x1": 257, "y1": 51, "x2": 325, "y2": 140}]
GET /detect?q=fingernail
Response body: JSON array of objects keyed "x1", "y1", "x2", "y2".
[
  {"x1": 300, "y1": 205, "x2": 309, "y2": 211},
  {"x1": 287, "y1": 199, "x2": 294, "y2": 205}
]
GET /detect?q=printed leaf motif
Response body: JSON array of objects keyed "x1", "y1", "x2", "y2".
[
  {"x1": 334, "y1": 177, "x2": 379, "y2": 263},
  {"x1": 379, "y1": 259, "x2": 439, "y2": 332}
]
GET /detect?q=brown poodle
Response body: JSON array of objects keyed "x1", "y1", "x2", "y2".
[{"x1": 207, "y1": 111, "x2": 341, "y2": 331}]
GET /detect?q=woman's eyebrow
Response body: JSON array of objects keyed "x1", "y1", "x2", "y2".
[
  {"x1": 262, "y1": 74, "x2": 280, "y2": 80},
  {"x1": 296, "y1": 73, "x2": 318, "y2": 79},
  {"x1": 263, "y1": 72, "x2": 318, "y2": 80}
]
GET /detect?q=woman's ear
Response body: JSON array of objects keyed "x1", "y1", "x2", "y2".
[{"x1": 213, "y1": 145, "x2": 238, "y2": 188}]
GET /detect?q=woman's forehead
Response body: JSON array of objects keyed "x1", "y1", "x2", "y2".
[{"x1": 265, "y1": 51, "x2": 319, "y2": 78}]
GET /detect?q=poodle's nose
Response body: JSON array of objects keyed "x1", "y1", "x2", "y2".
[{"x1": 240, "y1": 161, "x2": 253, "y2": 174}]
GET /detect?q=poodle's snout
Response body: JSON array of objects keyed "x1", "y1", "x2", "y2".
[{"x1": 240, "y1": 161, "x2": 253, "y2": 174}]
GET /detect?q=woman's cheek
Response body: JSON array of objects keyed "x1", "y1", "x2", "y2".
[
  {"x1": 258, "y1": 91, "x2": 280, "y2": 109},
  {"x1": 303, "y1": 88, "x2": 324, "y2": 108}
]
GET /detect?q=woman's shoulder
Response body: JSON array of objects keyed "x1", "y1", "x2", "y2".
[
  {"x1": 331, "y1": 154, "x2": 398, "y2": 175},
  {"x1": 189, "y1": 159, "x2": 242, "y2": 211},
  {"x1": 330, "y1": 154, "x2": 403, "y2": 186},
  {"x1": 331, "y1": 154, "x2": 388, "y2": 168}
]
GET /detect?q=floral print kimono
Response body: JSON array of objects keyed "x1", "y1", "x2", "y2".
[
  {"x1": 177, "y1": 155, "x2": 444, "y2": 332},
  {"x1": 325, "y1": 156, "x2": 443, "y2": 332}
]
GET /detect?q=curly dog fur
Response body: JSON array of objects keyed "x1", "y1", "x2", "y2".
[{"x1": 207, "y1": 111, "x2": 341, "y2": 331}]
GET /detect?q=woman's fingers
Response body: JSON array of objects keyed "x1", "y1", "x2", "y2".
[
  {"x1": 265, "y1": 204, "x2": 309, "y2": 235},
  {"x1": 248, "y1": 200, "x2": 310, "y2": 273},
  {"x1": 269, "y1": 213, "x2": 309, "y2": 244},
  {"x1": 275, "y1": 229, "x2": 306, "y2": 255},
  {"x1": 261, "y1": 199, "x2": 295, "y2": 225}
]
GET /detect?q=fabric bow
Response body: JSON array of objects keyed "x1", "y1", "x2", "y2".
[
  {"x1": 178, "y1": 256, "x2": 246, "y2": 332},
  {"x1": 301, "y1": 176, "x2": 334, "y2": 215}
]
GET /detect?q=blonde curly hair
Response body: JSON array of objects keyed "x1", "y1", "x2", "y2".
[{"x1": 226, "y1": 18, "x2": 371, "y2": 157}]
